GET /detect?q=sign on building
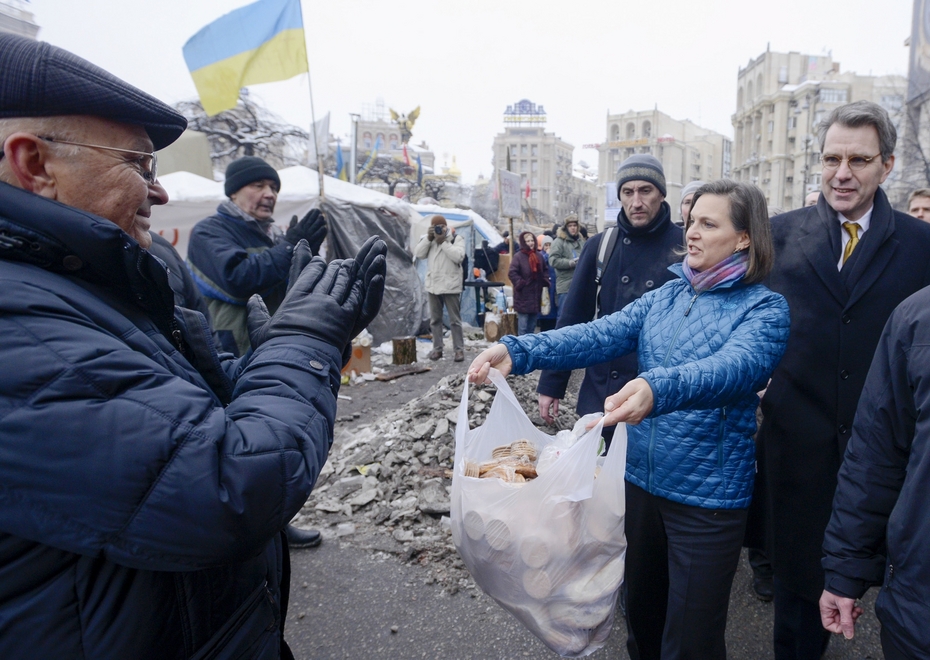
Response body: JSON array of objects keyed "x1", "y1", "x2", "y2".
[{"x1": 498, "y1": 169, "x2": 523, "y2": 219}]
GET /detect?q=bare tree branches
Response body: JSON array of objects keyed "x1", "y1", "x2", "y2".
[{"x1": 176, "y1": 94, "x2": 310, "y2": 173}]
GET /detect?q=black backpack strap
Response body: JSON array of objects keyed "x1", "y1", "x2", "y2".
[{"x1": 595, "y1": 226, "x2": 618, "y2": 319}]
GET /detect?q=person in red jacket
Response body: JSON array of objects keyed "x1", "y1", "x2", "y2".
[{"x1": 508, "y1": 231, "x2": 549, "y2": 335}]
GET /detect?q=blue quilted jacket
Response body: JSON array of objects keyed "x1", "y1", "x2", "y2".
[{"x1": 502, "y1": 264, "x2": 790, "y2": 509}]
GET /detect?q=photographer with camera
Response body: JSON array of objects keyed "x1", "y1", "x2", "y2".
[{"x1": 414, "y1": 215, "x2": 466, "y2": 361}]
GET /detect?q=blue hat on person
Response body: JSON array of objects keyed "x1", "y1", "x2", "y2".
[
  {"x1": 0, "y1": 33, "x2": 187, "y2": 150},
  {"x1": 616, "y1": 154, "x2": 667, "y2": 198}
]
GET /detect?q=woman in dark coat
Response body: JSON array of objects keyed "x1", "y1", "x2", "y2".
[{"x1": 508, "y1": 231, "x2": 549, "y2": 335}]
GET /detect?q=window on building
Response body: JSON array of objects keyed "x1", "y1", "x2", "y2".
[
  {"x1": 363, "y1": 132, "x2": 372, "y2": 150},
  {"x1": 532, "y1": 145, "x2": 538, "y2": 156},
  {"x1": 788, "y1": 116, "x2": 797, "y2": 129},
  {"x1": 521, "y1": 144, "x2": 528, "y2": 155},
  {"x1": 768, "y1": 120, "x2": 774, "y2": 134},
  {"x1": 820, "y1": 89, "x2": 848, "y2": 104},
  {"x1": 626, "y1": 123, "x2": 636, "y2": 139},
  {"x1": 390, "y1": 134, "x2": 399, "y2": 150},
  {"x1": 532, "y1": 176, "x2": 538, "y2": 186},
  {"x1": 881, "y1": 94, "x2": 904, "y2": 112},
  {"x1": 511, "y1": 145, "x2": 518, "y2": 158},
  {"x1": 520, "y1": 160, "x2": 527, "y2": 173},
  {"x1": 376, "y1": 133, "x2": 385, "y2": 147},
  {"x1": 531, "y1": 161, "x2": 538, "y2": 172},
  {"x1": 642, "y1": 121, "x2": 652, "y2": 138},
  {"x1": 611, "y1": 124, "x2": 619, "y2": 140}
]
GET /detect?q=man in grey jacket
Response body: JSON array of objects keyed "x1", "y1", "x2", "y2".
[
  {"x1": 414, "y1": 214, "x2": 465, "y2": 361},
  {"x1": 548, "y1": 214, "x2": 586, "y2": 314}
]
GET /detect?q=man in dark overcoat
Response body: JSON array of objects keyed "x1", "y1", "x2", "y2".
[
  {"x1": 756, "y1": 100, "x2": 930, "y2": 659},
  {"x1": 536, "y1": 154, "x2": 682, "y2": 442}
]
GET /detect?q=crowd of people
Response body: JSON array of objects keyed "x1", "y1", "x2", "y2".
[
  {"x1": 471, "y1": 102, "x2": 930, "y2": 660},
  {"x1": 3, "y1": 30, "x2": 930, "y2": 660}
]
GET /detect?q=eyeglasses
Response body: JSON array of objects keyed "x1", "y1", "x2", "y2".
[
  {"x1": 820, "y1": 154, "x2": 882, "y2": 171},
  {"x1": 38, "y1": 136, "x2": 157, "y2": 183}
]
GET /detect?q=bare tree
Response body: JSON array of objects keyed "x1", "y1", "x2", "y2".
[{"x1": 176, "y1": 93, "x2": 310, "y2": 173}]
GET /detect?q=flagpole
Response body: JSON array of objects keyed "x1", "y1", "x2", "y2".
[{"x1": 297, "y1": 1, "x2": 325, "y2": 201}]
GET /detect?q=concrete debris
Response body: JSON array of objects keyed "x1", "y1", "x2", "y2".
[{"x1": 295, "y1": 372, "x2": 580, "y2": 594}]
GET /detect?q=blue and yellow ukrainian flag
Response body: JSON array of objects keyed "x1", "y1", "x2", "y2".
[
  {"x1": 183, "y1": 0, "x2": 308, "y2": 116},
  {"x1": 335, "y1": 139, "x2": 348, "y2": 181}
]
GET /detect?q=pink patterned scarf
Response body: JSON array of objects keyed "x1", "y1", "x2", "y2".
[{"x1": 681, "y1": 250, "x2": 749, "y2": 293}]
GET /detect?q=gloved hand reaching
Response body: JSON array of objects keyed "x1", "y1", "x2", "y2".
[
  {"x1": 247, "y1": 236, "x2": 388, "y2": 361},
  {"x1": 285, "y1": 208, "x2": 327, "y2": 254}
]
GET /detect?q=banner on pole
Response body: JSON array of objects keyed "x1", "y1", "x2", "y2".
[{"x1": 498, "y1": 169, "x2": 522, "y2": 219}]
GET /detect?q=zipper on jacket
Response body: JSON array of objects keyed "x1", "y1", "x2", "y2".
[
  {"x1": 648, "y1": 291, "x2": 701, "y2": 491},
  {"x1": 169, "y1": 317, "x2": 188, "y2": 358},
  {"x1": 264, "y1": 581, "x2": 278, "y2": 631}
]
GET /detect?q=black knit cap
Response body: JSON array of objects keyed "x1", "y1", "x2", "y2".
[
  {"x1": 224, "y1": 157, "x2": 281, "y2": 197},
  {"x1": 616, "y1": 154, "x2": 667, "y2": 198},
  {"x1": 0, "y1": 33, "x2": 186, "y2": 151}
]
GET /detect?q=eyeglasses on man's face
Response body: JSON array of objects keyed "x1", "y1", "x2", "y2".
[
  {"x1": 38, "y1": 136, "x2": 157, "y2": 183},
  {"x1": 820, "y1": 154, "x2": 882, "y2": 172}
]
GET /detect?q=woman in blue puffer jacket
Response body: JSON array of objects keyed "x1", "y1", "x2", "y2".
[{"x1": 468, "y1": 180, "x2": 789, "y2": 660}]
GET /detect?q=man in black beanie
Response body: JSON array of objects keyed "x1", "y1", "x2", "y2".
[
  {"x1": 187, "y1": 155, "x2": 328, "y2": 357},
  {"x1": 0, "y1": 33, "x2": 387, "y2": 659}
]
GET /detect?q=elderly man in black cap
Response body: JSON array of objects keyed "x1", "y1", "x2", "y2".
[
  {"x1": 0, "y1": 33, "x2": 386, "y2": 660},
  {"x1": 187, "y1": 155, "x2": 328, "y2": 358}
]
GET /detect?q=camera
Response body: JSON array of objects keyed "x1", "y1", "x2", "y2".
[{"x1": 434, "y1": 225, "x2": 444, "y2": 236}]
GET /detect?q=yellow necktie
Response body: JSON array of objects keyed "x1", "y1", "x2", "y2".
[{"x1": 842, "y1": 222, "x2": 859, "y2": 265}]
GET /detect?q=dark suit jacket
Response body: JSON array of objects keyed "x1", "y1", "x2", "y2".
[{"x1": 756, "y1": 188, "x2": 930, "y2": 601}]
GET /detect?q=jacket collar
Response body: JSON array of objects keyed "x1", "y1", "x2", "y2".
[
  {"x1": 798, "y1": 187, "x2": 898, "y2": 308},
  {"x1": 617, "y1": 201, "x2": 672, "y2": 236},
  {"x1": 0, "y1": 181, "x2": 176, "y2": 324}
]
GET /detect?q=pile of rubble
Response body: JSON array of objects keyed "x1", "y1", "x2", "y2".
[{"x1": 292, "y1": 371, "x2": 581, "y2": 594}]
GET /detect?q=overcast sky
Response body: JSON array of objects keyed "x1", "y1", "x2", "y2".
[{"x1": 31, "y1": 0, "x2": 916, "y2": 183}]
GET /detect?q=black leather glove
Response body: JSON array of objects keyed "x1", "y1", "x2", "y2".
[
  {"x1": 246, "y1": 236, "x2": 387, "y2": 359},
  {"x1": 427, "y1": 227, "x2": 435, "y2": 242},
  {"x1": 346, "y1": 235, "x2": 387, "y2": 339},
  {"x1": 285, "y1": 209, "x2": 327, "y2": 254},
  {"x1": 286, "y1": 239, "x2": 314, "y2": 292}
]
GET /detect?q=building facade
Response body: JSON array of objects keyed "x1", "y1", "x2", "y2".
[
  {"x1": 732, "y1": 49, "x2": 907, "y2": 212},
  {"x1": 595, "y1": 109, "x2": 731, "y2": 227},
  {"x1": 355, "y1": 99, "x2": 435, "y2": 172},
  {"x1": 0, "y1": 0, "x2": 39, "y2": 38},
  {"x1": 491, "y1": 99, "x2": 597, "y2": 226}
]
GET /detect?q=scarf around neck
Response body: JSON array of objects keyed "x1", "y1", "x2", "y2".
[
  {"x1": 682, "y1": 249, "x2": 749, "y2": 293},
  {"x1": 218, "y1": 200, "x2": 275, "y2": 237}
]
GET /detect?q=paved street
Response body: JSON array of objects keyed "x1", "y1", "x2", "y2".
[{"x1": 284, "y1": 501, "x2": 883, "y2": 660}]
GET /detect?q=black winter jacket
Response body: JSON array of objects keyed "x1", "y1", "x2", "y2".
[
  {"x1": 0, "y1": 182, "x2": 338, "y2": 659},
  {"x1": 536, "y1": 203, "x2": 683, "y2": 424},
  {"x1": 822, "y1": 285, "x2": 930, "y2": 656}
]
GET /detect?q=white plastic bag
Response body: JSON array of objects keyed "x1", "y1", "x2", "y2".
[{"x1": 450, "y1": 369, "x2": 627, "y2": 657}]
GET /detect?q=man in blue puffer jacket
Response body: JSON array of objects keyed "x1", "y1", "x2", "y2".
[{"x1": 0, "y1": 34, "x2": 386, "y2": 660}]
